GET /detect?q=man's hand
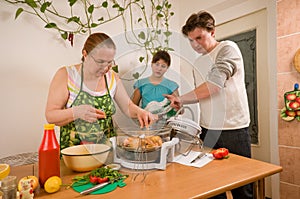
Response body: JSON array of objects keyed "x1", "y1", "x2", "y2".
[{"x1": 164, "y1": 94, "x2": 182, "y2": 110}]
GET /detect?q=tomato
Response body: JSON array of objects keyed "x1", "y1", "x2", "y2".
[
  {"x1": 89, "y1": 176, "x2": 98, "y2": 184},
  {"x1": 97, "y1": 177, "x2": 108, "y2": 184},
  {"x1": 212, "y1": 150, "x2": 224, "y2": 159},
  {"x1": 89, "y1": 176, "x2": 109, "y2": 184},
  {"x1": 212, "y1": 148, "x2": 229, "y2": 159}
]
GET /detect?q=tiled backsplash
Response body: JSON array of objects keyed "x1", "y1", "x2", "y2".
[{"x1": 277, "y1": 0, "x2": 300, "y2": 198}]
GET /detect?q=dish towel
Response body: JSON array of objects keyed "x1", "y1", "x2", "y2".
[{"x1": 173, "y1": 151, "x2": 214, "y2": 168}]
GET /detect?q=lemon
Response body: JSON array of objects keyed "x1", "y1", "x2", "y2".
[
  {"x1": 44, "y1": 176, "x2": 62, "y2": 193},
  {"x1": 0, "y1": 164, "x2": 10, "y2": 180}
]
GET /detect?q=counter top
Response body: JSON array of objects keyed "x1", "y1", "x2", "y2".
[{"x1": 9, "y1": 153, "x2": 282, "y2": 199}]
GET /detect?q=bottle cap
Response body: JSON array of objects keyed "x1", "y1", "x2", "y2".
[
  {"x1": 44, "y1": 124, "x2": 55, "y2": 130},
  {"x1": 294, "y1": 83, "x2": 299, "y2": 90}
]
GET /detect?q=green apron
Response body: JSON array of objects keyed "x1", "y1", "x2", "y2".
[{"x1": 60, "y1": 65, "x2": 116, "y2": 151}]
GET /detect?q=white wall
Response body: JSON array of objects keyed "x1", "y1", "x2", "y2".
[
  {"x1": 0, "y1": 1, "x2": 124, "y2": 158},
  {"x1": 0, "y1": 1, "x2": 183, "y2": 158},
  {"x1": 0, "y1": 3, "x2": 73, "y2": 158}
]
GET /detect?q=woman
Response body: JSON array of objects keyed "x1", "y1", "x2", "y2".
[
  {"x1": 131, "y1": 50, "x2": 179, "y2": 109},
  {"x1": 45, "y1": 32, "x2": 156, "y2": 150}
]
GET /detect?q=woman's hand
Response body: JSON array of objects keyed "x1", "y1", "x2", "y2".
[
  {"x1": 136, "y1": 109, "x2": 158, "y2": 129},
  {"x1": 164, "y1": 94, "x2": 182, "y2": 110},
  {"x1": 72, "y1": 105, "x2": 106, "y2": 123}
]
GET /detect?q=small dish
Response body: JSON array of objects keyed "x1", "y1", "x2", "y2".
[{"x1": 105, "y1": 163, "x2": 121, "y2": 171}]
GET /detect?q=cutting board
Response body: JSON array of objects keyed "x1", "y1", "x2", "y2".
[{"x1": 72, "y1": 180, "x2": 126, "y2": 194}]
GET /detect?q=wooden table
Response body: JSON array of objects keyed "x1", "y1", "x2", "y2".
[{"x1": 10, "y1": 153, "x2": 282, "y2": 199}]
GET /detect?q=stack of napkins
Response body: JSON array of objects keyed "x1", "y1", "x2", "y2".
[{"x1": 173, "y1": 151, "x2": 213, "y2": 168}]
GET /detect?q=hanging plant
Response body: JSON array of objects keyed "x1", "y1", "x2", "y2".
[{"x1": 4, "y1": 0, "x2": 174, "y2": 79}]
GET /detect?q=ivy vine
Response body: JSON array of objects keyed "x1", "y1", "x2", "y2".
[{"x1": 3, "y1": 0, "x2": 174, "y2": 80}]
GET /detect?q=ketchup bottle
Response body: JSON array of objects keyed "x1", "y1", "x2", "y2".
[{"x1": 38, "y1": 124, "x2": 60, "y2": 188}]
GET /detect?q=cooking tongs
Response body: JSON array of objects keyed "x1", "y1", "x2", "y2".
[{"x1": 139, "y1": 105, "x2": 173, "y2": 131}]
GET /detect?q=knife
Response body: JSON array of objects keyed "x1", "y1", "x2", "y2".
[
  {"x1": 190, "y1": 152, "x2": 206, "y2": 163},
  {"x1": 79, "y1": 176, "x2": 123, "y2": 195}
]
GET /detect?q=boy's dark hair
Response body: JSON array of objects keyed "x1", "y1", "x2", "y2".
[
  {"x1": 182, "y1": 10, "x2": 215, "y2": 36},
  {"x1": 152, "y1": 50, "x2": 171, "y2": 66}
]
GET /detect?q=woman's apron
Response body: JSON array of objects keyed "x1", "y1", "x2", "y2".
[{"x1": 60, "y1": 65, "x2": 116, "y2": 151}]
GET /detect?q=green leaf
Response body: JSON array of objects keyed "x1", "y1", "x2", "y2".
[
  {"x1": 138, "y1": 31, "x2": 145, "y2": 40},
  {"x1": 44, "y1": 23, "x2": 57, "y2": 29},
  {"x1": 25, "y1": 0, "x2": 37, "y2": 8},
  {"x1": 61, "y1": 32, "x2": 68, "y2": 40},
  {"x1": 98, "y1": 17, "x2": 104, "y2": 21},
  {"x1": 157, "y1": 13, "x2": 164, "y2": 18},
  {"x1": 88, "y1": 5, "x2": 94, "y2": 14},
  {"x1": 102, "y1": 1, "x2": 108, "y2": 8},
  {"x1": 137, "y1": 18, "x2": 142, "y2": 23},
  {"x1": 40, "y1": 2, "x2": 51, "y2": 13},
  {"x1": 15, "y1": 8, "x2": 23, "y2": 19},
  {"x1": 156, "y1": 5, "x2": 162, "y2": 10},
  {"x1": 144, "y1": 41, "x2": 150, "y2": 46},
  {"x1": 154, "y1": 47, "x2": 162, "y2": 52},
  {"x1": 68, "y1": 0, "x2": 77, "y2": 6},
  {"x1": 118, "y1": 7, "x2": 125, "y2": 11},
  {"x1": 91, "y1": 23, "x2": 98, "y2": 28},
  {"x1": 133, "y1": 72, "x2": 140, "y2": 79},
  {"x1": 164, "y1": 31, "x2": 172, "y2": 37},
  {"x1": 139, "y1": 56, "x2": 144, "y2": 63},
  {"x1": 112, "y1": 3, "x2": 119, "y2": 8},
  {"x1": 67, "y1": 16, "x2": 80, "y2": 23},
  {"x1": 170, "y1": 12, "x2": 174, "y2": 16},
  {"x1": 112, "y1": 65, "x2": 119, "y2": 73}
]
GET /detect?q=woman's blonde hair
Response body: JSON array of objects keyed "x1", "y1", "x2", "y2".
[{"x1": 81, "y1": 32, "x2": 116, "y2": 62}]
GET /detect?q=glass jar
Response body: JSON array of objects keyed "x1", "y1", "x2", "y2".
[{"x1": 0, "y1": 176, "x2": 17, "y2": 199}]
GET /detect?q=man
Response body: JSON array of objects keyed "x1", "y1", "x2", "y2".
[{"x1": 165, "y1": 11, "x2": 252, "y2": 199}]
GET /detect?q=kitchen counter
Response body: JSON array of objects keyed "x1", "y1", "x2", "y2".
[
  {"x1": 0, "y1": 152, "x2": 38, "y2": 166},
  {"x1": 9, "y1": 153, "x2": 282, "y2": 199}
]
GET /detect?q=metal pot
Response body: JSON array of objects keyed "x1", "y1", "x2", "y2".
[
  {"x1": 115, "y1": 127, "x2": 172, "y2": 163},
  {"x1": 116, "y1": 144, "x2": 161, "y2": 163}
]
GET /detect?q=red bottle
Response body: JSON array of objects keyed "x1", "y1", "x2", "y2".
[{"x1": 38, "y1": 124, "x2": 60, "y2": 188}]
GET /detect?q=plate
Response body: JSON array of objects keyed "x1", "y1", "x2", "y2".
[{"x1": 293, "y1": 48, "x2": 300, "y2": 73}]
